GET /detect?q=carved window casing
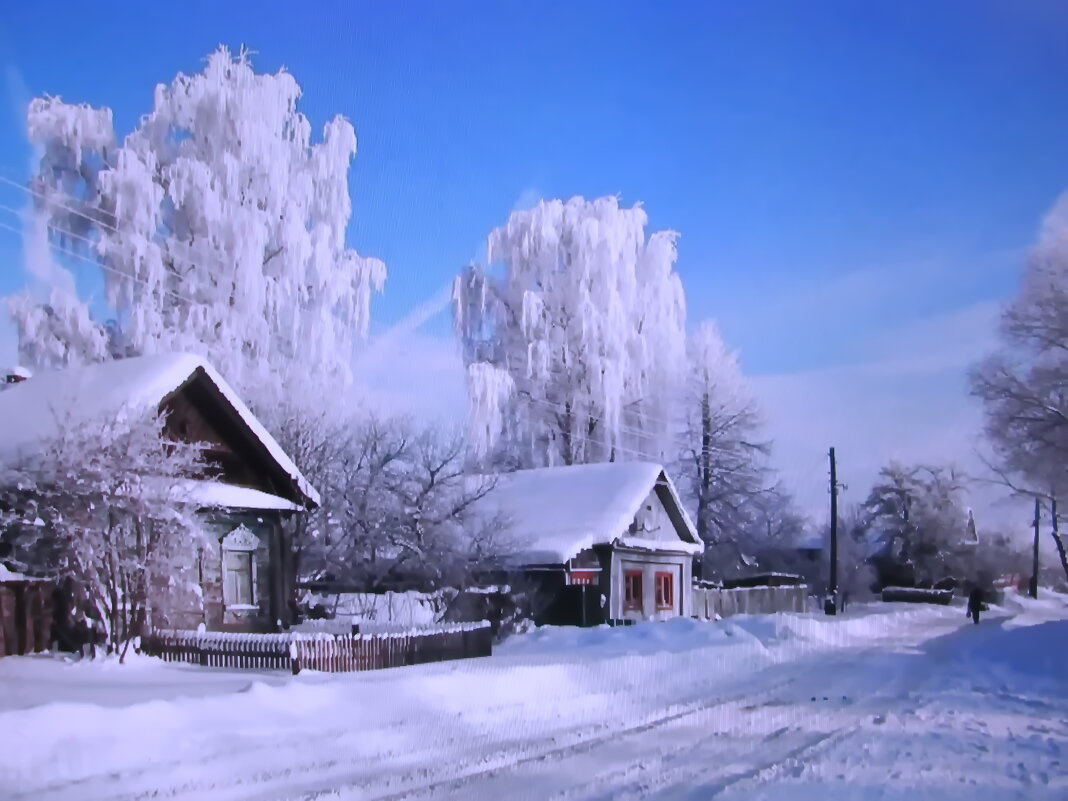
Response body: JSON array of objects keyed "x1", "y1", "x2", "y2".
[{"x1": 221, "y1": 525, "x2": 259, "y2": 609}]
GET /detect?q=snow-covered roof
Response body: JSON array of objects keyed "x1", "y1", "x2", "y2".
[
  {"x1": 169, "y1": 480, "x2": 305, "y2": 512},
  {"x1": 0, "y1": 563, "x2": 48, "y2": 583},
  {"x1": 2, "y1": 365, "x2": 31, "y2": 379},
  {"x1": 478, "y1": 461, "x2": 701, "y2": 565},
  {"x1": 0, "y1": 353, "x2": 319, "y2": 507}
]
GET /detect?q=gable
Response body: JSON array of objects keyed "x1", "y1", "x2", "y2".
[
  {"x1": 161, "y1": 377, "x2": 280, "y2": 496},
  {"x1": 0, "y1": 353, "x2": 318, "y2": 509},
  {"x1": 629, "y1": 487, "x2": 681, "y2": 542}
]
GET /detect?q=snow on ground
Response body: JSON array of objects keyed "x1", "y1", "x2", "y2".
[{"x1": 0, "y1": 593, "x2": 1065, "y2": 801}]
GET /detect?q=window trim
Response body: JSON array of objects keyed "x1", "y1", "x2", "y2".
[
  {"x1": 569, "y1": 570, "x2": 598, "y2": 586},
  {"x1": 221, "y1": 525, "x2": 259, "y2": 610},
  {"x1": 623, "y1": 569, "x2": 643, "y2": 612},
  {"x1": 655, "y1": 570, "x2": 674, "y2": 611}
]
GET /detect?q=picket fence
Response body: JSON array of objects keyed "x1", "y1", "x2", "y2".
[
  {"x1": 691, "y1": 584, "x2": 808, "y2": 621},
  {"x1": 139, "y1": 621, "x2": 493, "y2": 674}
]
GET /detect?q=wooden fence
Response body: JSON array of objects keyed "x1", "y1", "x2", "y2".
[
  {"x1": 0, "y1": 577, "x2": 54, "y2": 657},
  {"x1": 691, "y1": 584, "x2": 808, "y2": 621},
  {"x1": 139, "y1": 621, "x2": 493, "y2": 674}
]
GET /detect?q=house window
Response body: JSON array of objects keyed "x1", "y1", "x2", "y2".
[
  {"x1": 221, "y1": 525, "x2": 259, "y2": 609},
  {"x1": 623, "y1": 570, "x2": 643, "y2": 612},
  {"x1": 655, "y1": 571, "x2": 674, "y2": 610}
]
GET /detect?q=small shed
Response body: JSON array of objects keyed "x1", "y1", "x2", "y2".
[
  {"x1": 476, "y1": 461, "x2": 703, "y2": 624},
  {"x1": 0, "y1": 564, "x2": 54, "y2": 657}
]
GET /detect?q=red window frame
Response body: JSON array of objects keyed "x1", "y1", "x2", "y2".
[
  {"x1": 623, "y1": 570, "x2": 643, "y2": 611},
  {"x1": 655, "y1": 571, "x2": 674, "y2": 610}
]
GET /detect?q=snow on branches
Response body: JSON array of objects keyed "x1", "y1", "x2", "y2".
[
  {"x1": 0, "y1": 400, "x2": 209, "y2": 660},
  {"x1": 453, "y1": 196, "x2": 687, "y2": 468},
  {"x1": 10, "y1": 46, "x2": 385, "y2": 409},
  {"x1": 674, "y1": 321, "x2": 773, "y2": 566},
  {"x1": 279, "y1": 408, "x2": 514, "y2": 592}
]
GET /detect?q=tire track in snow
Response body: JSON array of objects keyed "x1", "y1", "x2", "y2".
[
  {"x1": 313, "y1": 677, "x2": 803, "y2": 801},
  {"x1": 374, "y1": 639, "x2": 945, "y2": 801},
  {"x1": 568, "y1": 660, "x2": 941, "y2": 800}
]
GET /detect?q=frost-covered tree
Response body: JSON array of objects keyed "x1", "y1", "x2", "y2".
[
  {"x1": 674, "y1": 321, "x2": 771, "y2": 560},
  {"x1": 0, "y1": 404, "x2": 208, "y2": 661},
  {"x1": 295, "y1": 413, "x2": 511, "y2": 592},
  {"x1": 453, "y1": 196, "x2": 687, "y2": 468},
  {"x1": 863, "y1": 462, "x2": 973, "y2": 587},
  {"x1": 8, "y1": 46, "x2": 385, "y2": 409},
  {"x1": 971, "y1": 193, "x2": 1068, "y2": 581}
]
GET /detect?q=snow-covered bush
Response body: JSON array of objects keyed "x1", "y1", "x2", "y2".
[{"x1": 0, "y1": 401, "x2": 208, "y2": 660}]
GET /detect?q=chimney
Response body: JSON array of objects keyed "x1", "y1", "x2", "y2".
[{"x1": 1, "y1": 365, "x2": 31, "y2": 390}]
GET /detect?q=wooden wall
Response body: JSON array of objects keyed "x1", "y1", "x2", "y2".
[{"x1": 0, "y1": 581, "x2": 54, "y2": 657}]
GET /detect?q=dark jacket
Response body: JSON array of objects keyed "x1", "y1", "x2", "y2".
[{"x1": 967, "y1": 587, "x2": 984, "y2": 611}]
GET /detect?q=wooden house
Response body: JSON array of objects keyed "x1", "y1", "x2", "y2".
[
  {"x1": 0, "y1": 353, "x2": 318, "y2": 635},
  {"x1": 477, "y1": 462, "x2": 703, "y2": 623}
]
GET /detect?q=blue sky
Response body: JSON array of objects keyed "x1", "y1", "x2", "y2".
[{"x1": 1, "y1": 2, "x2": 1067, "y2": 521}]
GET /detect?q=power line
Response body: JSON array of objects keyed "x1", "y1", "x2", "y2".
[
  {"x1": 0, "y1": 174, "x2": 257, "y2": 293},
  {"x1": 0, "y1": 205, "x2": 201, "y2": 305},
  {"x1": 0, "y1": 219, "x2": 199, "y2": 306},
  {"x1": 476, "y1": 390, "x2": 832, "y2": 502}
]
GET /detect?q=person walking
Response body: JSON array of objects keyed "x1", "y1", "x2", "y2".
[{"x1": 967, "y1": 586, "x2": 984, "y2": 625}]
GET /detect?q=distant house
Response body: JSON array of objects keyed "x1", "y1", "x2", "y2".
[
  {"x1": 0, "y1": 353, "x2": 318, "y2": 635},
  {"x1": 476, "y1": 461, "x2": 703, "y2": 623}
]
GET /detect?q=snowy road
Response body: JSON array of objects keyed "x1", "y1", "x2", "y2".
[{"x1": 1, "y1": 595, "x2": 1066, "y2": 801}]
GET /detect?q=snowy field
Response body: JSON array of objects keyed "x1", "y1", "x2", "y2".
[{"x1": 1, "y1": 593, "x2": 1066, "y2": 801}]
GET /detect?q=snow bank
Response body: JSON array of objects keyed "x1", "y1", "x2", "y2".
[
  {"x1": 498, "y1": 616, "x2": 749, "y2": 658},
  {"x1": 500, "y1": 603, "x2": 960, "y2": 662}
]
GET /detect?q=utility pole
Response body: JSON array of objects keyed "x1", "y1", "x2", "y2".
[
  {"x1": 1031, "y1": 498, "x2": 1041, "y2": 599},
  {"x1": 826, "y1": 447, "x2": 839, "y2": 615},
  {"x1": 1052, "y1": 496, "x2": 1060, "y2": 579}
]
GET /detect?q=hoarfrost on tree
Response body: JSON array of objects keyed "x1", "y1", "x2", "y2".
[
  {"x1": 10, "y1": 46, "x2": 385, "y2": 408},
  {"x1": 453, "y1": 196, "x2": 687, "y2": 468},
  {"x1": 673, "y1": 320, "x2": 773, "y2": 571}
]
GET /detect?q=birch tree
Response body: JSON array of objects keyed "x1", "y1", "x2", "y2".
[
  {"x1": 674, "y1": 321, "x2": 772, "y2": 565},
  {"x1": 453, "y1": 196, "x2": 687, "y2": 468},
  {"x1": 8, "y1": 46, "x2": 385, "y2": 411}
]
